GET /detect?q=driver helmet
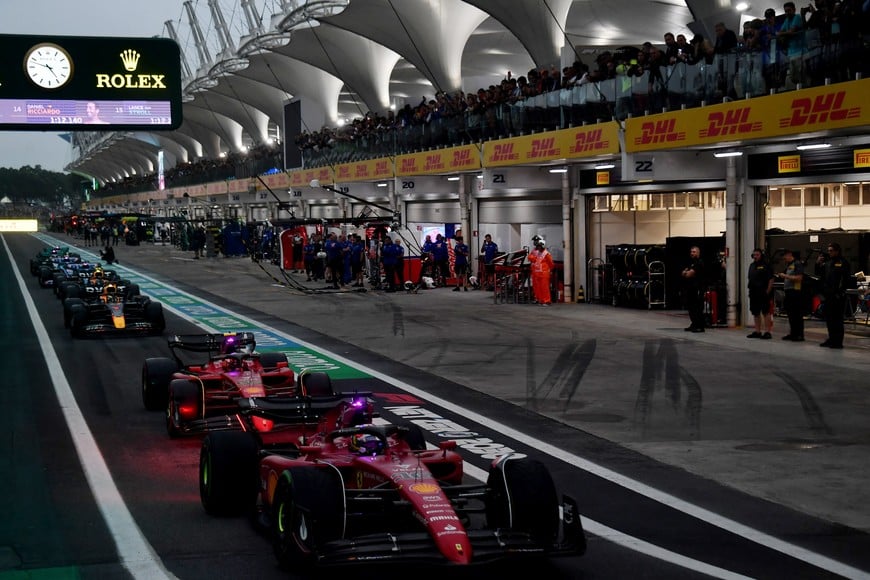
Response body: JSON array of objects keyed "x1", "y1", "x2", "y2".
[
  {"x1": 92, "y1": 267, "x2": 104, "y2": 279},
  {"x1": 348, "y1": 432, "x2": 384, "y2": 456},
  {"x1": 219, "y1": 334, "x2": 240, "y2": 355}
]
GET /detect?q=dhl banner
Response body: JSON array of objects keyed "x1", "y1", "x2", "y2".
[
  {"x1": 206, "y1": 181, "x2": 229, "y2": 195},
  {"x1": 483, "y1": 122, "x2": 619, "y2": 167},
  {"x1": 335, "y1": 157, "x2": 394, "y2": 181},
  {"x1": 396, "y1": 144, "x2": 481, "y2": 176},
  {"x1": 288, "y1": 167, "x2": 335, "y2": 188},
  {"x1": 258, "y1": 172, "x2": 291, "y2": 190},
  {"x1": 625, "y1": 78, "x2": 870, "y2": 152},
  {"x1": 227, "y1": 179, "x2": 253, "y2": 194}
]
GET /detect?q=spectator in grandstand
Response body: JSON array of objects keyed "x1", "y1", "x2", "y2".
[
  {"x1": 777, "y1": 1, "x2": 807, "y2": 88},
  {"x1": 714, "y1": 21, "x2": 739, "y2": 54},
  {"x1": 675, "y1": 34, "x2": 693, "y2": 63},
  {"x1": 664, "y1": 31, "x2": 681, "y2": 63},
  {"x1": 760, "y1": 8, "x2": 784, "y2": 91}
]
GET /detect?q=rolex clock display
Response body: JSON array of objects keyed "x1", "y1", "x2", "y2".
[{"x1": 24, "y1": 42, "x2": 73, "y2": 89}]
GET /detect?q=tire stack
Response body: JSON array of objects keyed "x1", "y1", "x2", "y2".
[{"x1": 606, "y1": 244, "x2": 666, "y2": 309}]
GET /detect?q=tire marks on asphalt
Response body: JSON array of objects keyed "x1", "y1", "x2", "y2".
[{"x1": 771, "y1": 370, "x2": 833, "y2": 435}]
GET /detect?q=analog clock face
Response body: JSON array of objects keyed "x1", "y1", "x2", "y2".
[{"x1": 24, "y1": 43, "x2": 74, "y2": 89}]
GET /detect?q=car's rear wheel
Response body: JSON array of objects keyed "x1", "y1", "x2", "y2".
[
  {"x1": 166, "y1": 379, "x2": 201, "y2": 438},
  {"x1": 62, "y1": 282, "x2": 81, "y2": 300},
  {"x1": 144, "y1": 301, "x2": 166, "y2": 335},
  {"x1": 273, "y1": 466, "x2": 344, "y2": 571},
  {"x1": 299, "y1": 371, "x2": 334, "y2": 397},
  {"x1": 63, "y1": 297, "x2": 85, "y2": 328},
  {"x1": 199, "y1": 431, "x2": 259, "y2": 516},
  {"x1": 404, "y1": 423, "x2": 427, "y2": 451},
  {"x1": 485, "y1": 456, "x2": 559, "y2": 545},
  {"x1": 142, "y1": 357, "x2": 178, "y2": 411},
  {"x1": 38, "y1": 267, "x2": 52, "y2": 287},
  {"x1": 259, "y1": 351, "x2": 288, "y2": 370}
]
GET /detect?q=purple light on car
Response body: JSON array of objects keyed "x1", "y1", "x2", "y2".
[{"x1": 352, "y1": 398, "x2": 364, "y2": 408}]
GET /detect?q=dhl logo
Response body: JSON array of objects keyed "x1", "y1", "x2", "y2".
[
  {"x1": 375, "y1": 160, "x2": 389, "y2": 174},
  {"x1": 569, "y1": 129, "x2": 608, "y2": 154},
  {"x1": 779, "y1": 91, "x2": 860, "y2": 128},
  {"x1": 635, "y1": 119, "x2": 686, "y2": 145},
  {"x1": 490, "y1": 143, "x2": 519, "y2": 162},
  {"x1": 526, "y1": 137, "x2": 559, "y2": 159},
  {"x1": 424, "y1": 154, "x2": 445, "y2": 171},
  {"x1": 854, "y1": 149, "x2": 870, "y2": 168},
  {"x1": 778, "y1": 155, "x2": 801, "y2": 173},
  {"x1": 452, "y1": 149, "x2": 472, "y2": 166},
  {"x1": 354, "y1": 165, "x2": 370, "y2": 178},
  {"x1": 401, "y1": 158, "x2": 419, "y2": 172},
  {"x1": 700, "y1": 108, "x2": 762, "y2": 138}
]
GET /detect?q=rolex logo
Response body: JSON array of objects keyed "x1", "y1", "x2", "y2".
[{"x1": 120, "y1": 49, "x2": 141, "y2": 71}]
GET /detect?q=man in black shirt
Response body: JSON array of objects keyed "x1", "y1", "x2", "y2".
[
  {"x1": 747, "y1": 248, "x2": 775, "y2": 339},
  {"x1": 818, "y1": 242, "x2": 851, "y2": 348},
  {"x1": 682, "y1": 246, "x2": 705, "y2": 332}
]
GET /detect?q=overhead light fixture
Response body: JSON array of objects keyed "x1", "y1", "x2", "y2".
[
  {"x1": 376, "y1": 182, "x2": 388, "y2": 187},
  {"x1": 796, "y1": 143, "x2": 831, "y2": 151},
  {"x1": 735, "y1": 2, "x2": 750, "y2": 11},
  {"x1": 713, "y1": 151, "x2": 743, "y2": 158},
  {"x1": 549, "y1": 167, "x2": 568, "y2": 173},
  {"x1": 476, "y1": 174, "x2": 483, "y2": 179},
  {"x1": 446, "y1": 176, "x2": 460, "y2": 181},
  {"x1": 594, "y1": 163, "x2": 615, "y2": 170}
]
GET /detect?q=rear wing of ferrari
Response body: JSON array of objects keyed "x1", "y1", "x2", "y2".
[{"x1": 167, "y1": 332, "x2": 257, "y2": 363}]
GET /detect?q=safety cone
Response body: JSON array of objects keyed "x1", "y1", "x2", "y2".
[{"x1": 577, "y1": 284, "x2": 585, "y2": 303}]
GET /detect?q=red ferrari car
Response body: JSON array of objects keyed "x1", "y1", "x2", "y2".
[
  {"x1": 199, "y1": 419, "x2": 586, "y2": 570},
  {"x1": 141, "y1": 332, "x2": 302, "y2": 437}
]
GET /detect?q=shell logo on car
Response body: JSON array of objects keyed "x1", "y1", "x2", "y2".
[{"x1": 409, "y1": 483, "x2": 439, "y2": 494}]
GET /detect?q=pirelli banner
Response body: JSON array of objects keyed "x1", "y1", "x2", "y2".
[
  {"x1": 482, "y1": 122, "x2": 619, "y2": 167},
  {"x1": 625, "y1": 78, "x2": 870, "y2": 152},
  {"x1": 395, "y1": 144, "x2": 481, "y2": 176}
]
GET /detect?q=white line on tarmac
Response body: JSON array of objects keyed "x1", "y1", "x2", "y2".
[{"x1": 4, "y1": 237, "x2": 177, "y2": 580}]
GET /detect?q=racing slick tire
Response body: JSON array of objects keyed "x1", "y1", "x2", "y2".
[
  {"x1": 273, "y1": 466, "x2": 345, "y2": 571},
  {"x1": 166, "y1": 379, "x2": 201, "y2": 438},
  {"x1": 124, "y1": 283, "x2": 141, "y2": 298},
  {"x1": 259, "y1": 351, "x2": 288, "y2": 370},
  {"x1": 68, "y1": 304, "x2": 88, "y2": 338},
  {"x1": 298, "y1": 371, "x2": 334, "y2": 397},
  {"x1": 61, "y1": 282, "x2": 82, "y2": 300},
  {"x1": 199, "y1": 431, "x2": 259, "y2": 516},
  {"x1": 144, "y1": 301, "x2": 166, "y2": 335},
  {"x1": 142, "y1": 357, "x2": 178, "y2": 411},
  {"x1": 485, "y1": 456, "x2": 560, "y2": 545},
  {"x1": 63, "y1": 297, "x2": 86, "y2": 328},
  {"x1": 38, "y1": 267, "x2": 53, "y2": 287},
  {"x1": 403, "y1": 423, "x2": 427, "y2": 451}
]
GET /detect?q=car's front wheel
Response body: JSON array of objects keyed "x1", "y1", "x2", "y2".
[
  {"x1": 199, "y1": 431, "x2": 259, "y2": 516},
  {"x1": 273, "y1": 466, "x2": 344, "y2": 572},
  {"x1": 485, "y1": 455, "x2": 560, "y2": 545}
]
